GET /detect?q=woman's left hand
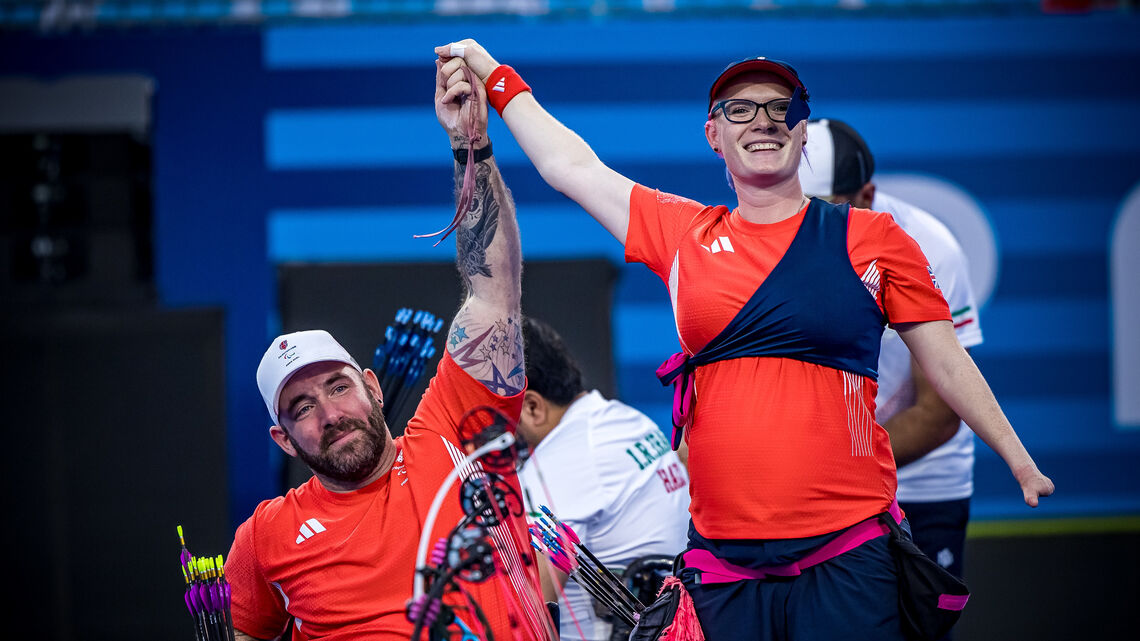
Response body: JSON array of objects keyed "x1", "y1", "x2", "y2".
[{"x1": 1012, "y1": 462, "x2": 1055, "y2": 507}]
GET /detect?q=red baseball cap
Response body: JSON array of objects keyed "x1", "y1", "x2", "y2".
[{"x1": 707, "y1": 57, "x2": 809, "y2": 113}]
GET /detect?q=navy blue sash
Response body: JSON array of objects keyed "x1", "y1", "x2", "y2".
[{"x1": 656, "y1": 199, "x2": 886, "y2": 448}]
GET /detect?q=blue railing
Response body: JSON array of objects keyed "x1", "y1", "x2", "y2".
[{"x1": 0, "y1": 0, "x2": 1084, "y2": 31}]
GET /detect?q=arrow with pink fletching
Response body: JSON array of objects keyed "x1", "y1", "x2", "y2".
[{"x1": 528, "y1": 506, "x2": 645, "y2": 627}]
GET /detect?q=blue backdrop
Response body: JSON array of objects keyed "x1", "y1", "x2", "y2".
[{"x1": 4, "y1": 11, "x2": 1137, "y2": 529}]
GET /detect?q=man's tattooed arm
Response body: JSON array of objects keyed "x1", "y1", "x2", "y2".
[{"x1": 447, "y1": 158, "x2": 524, "y2": 396}]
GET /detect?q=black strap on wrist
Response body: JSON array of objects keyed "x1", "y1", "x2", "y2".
[{"x1": 453, "y1": 142, "x2": 493, "y2": 164}]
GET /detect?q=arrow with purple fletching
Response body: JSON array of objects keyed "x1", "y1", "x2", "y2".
[{"x1": 176, "y1": 526, "x2": 236, "y2": 641}]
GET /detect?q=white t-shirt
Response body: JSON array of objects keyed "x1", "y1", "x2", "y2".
[
  {"x1": 519, "y1": 390, "x2": 691, "y2": 641},
  {"x1": 873, "y1": 192, "x2": 984, "y2": 502}
]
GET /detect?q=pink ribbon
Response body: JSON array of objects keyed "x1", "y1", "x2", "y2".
[{"x1": 656, "y1": 352, "x2": 694, "y2": 448}]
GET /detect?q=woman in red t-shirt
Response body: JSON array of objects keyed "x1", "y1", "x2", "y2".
[{"x1": 434, "y1": 40, "x2": 1054, "y2": 641}]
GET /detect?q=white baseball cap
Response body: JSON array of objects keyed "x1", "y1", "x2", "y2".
[{"x1": 256, "y1": 329, "x2": 361, "y2": 425}]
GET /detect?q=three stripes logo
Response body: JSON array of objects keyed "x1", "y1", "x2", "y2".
[
  {"x1": 295, "y1": 518, "x2": 326, "y2": 544},
  {"x1": 700, "y1": 236, "x2": 735, "y2": 254},
  {"x1": 492, "y1": 77, "x2": 506, "y2": 93}
]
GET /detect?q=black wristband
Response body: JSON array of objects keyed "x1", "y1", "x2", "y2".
[{"x1": 453, "y1": 142, "x2": 493, "y2": 164}]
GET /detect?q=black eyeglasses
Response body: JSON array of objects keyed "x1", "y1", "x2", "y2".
[{"x1": 710, "y1": 98, "x2": 792, "y2": 124}]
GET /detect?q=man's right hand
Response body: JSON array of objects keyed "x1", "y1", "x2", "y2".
[
  {"x1": 435, "y1": 56, "x2": 488, "y2": 147},
  {"x1": 434, "y1": 39, "x2": 500, "y2": 83}
]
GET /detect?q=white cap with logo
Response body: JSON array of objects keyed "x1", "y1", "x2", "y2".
[{"x1": 256, "y1": 329, "x2": 361, "y2": 425}]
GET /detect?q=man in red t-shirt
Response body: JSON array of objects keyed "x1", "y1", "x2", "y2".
[{"x1": 226, "y1": 58, "x2": 551, "y2": 641}]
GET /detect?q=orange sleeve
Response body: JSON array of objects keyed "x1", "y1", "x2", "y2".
[
  {"x1": 849, "y1": 208, "x2": 951, "y2": 326},
  {"x1": 404, "y1": 353, "x2": 540, "y2": 640},
  {"x1": 226, "y1": 514, "x2": 290, "y2": 640},
  {"x1": 625, "y1": 184, "x2": 706, "y2": 281},
  {"x1": 404, "y1": 350, "x2": 525, "y2": 445}
]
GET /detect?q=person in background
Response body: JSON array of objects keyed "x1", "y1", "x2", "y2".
[
  {"x1": 801, "y1": 118, "x2": 983, "y2": 637},
  {"x1": 517, "y1": 316, "x2": 691, "y2": 641},
  {"x1": 435, "y1": 40, "x2": 1053, "y2": 641}
]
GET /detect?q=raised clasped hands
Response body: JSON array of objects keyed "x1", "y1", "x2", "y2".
[
  {"x1": 434, "y1": 40, "x2": 493, "y2": 146},
  {"x1": 434, "y1": 39, "x2": 499, "y2": 82}
]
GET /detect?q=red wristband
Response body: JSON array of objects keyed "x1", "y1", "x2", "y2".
[{"x1": 484, "y1": 65, "x2": 532, "y2": 116}]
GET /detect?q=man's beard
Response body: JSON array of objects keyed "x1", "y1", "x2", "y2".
[{"x1": 288, "y1": 394, "x2": 389, "y2": 483}]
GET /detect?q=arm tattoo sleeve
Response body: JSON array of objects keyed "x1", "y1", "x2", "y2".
[
  {"x1": 448, "y1": 159, "x2": 524, "y2": 396},
  {"x1": 448, "y1": 315, "x2": 524, "y2": 397},
  {"x1": 456, "y1": 163, "x2": 498, "y2": 289}
]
